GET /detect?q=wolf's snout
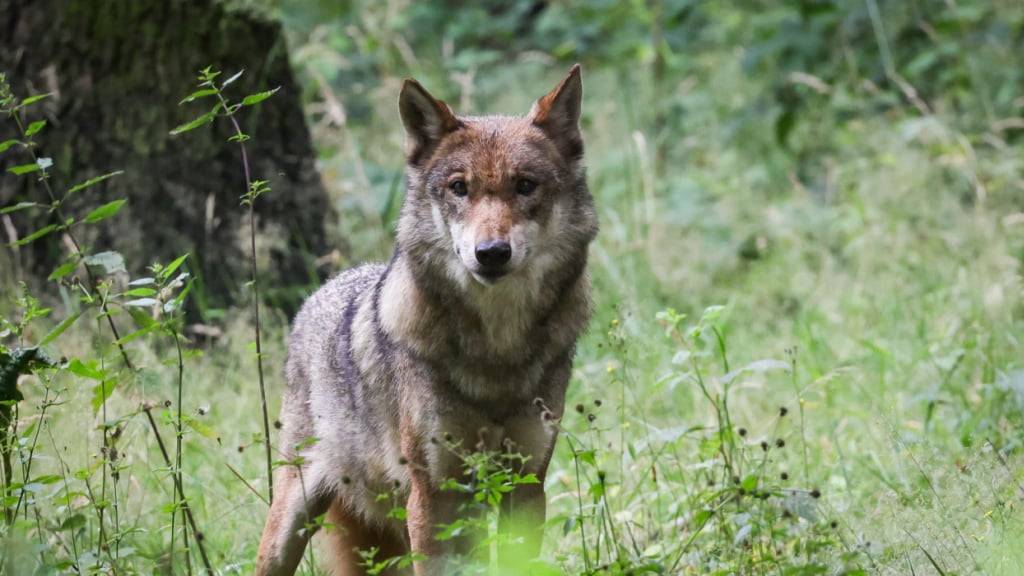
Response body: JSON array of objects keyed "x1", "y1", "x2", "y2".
[{"x1": 475, "y1": 240, "x2": 512, "y2": 269}]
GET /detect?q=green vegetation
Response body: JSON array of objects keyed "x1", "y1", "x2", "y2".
[{"x1": 2, "y1": 1, "x2": 1023, "y2": 574}]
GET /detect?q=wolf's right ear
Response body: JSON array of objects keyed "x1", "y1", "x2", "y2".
[{"x1": 399, "y1": 79, "x2": 460, "y2": 164}]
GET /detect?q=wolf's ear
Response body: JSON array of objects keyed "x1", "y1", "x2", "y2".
[
  {"x1": 529, "y1": 64, "x2": 583, "y2": 160},
  {"x1": 399, "y1": 79, "x2": 460, "y2": 164}
]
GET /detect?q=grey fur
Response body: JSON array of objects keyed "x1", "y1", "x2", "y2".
[{"x1": 258, "y1": 66, "x2": 596, "y2": 576}]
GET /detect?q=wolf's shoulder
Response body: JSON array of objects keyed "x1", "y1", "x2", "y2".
[{"x1": 291, "y1": 263, "x2": 386, "y2": 334}]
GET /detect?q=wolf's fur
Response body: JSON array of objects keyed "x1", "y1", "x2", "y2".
[{"x1": 256, "y1": 65, "x2": 597, "y2": 576}]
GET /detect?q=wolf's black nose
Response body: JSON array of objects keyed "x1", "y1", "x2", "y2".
[{"x1": 475, "y1": 240, "x2": 512, "y2": 268}]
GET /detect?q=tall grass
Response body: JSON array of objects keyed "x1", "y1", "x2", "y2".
[{"x1": 2, "y1": 21, "x2": 1024, "y2": 576}]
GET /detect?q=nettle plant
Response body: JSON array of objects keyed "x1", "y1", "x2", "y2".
[
  {"x1": 0, "y1": 72, "x2": 215, "y2": 573},
  {"x1": 545, "y1": 306, "x2": 871, "y2": 575},
  {"x1": 172, "y1": 65, "x2": 279, "y2": 505}
]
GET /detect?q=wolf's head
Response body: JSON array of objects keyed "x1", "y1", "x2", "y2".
[{"x1": 396, "y1": 65, "x2": 597, "y2": 293}]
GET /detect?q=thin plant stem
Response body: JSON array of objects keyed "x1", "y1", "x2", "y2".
[
  {"x1": 143, "y1": 406, "x2": 214, "y2": 574},
  {"x1": 566, "y1": 436, "x2": 591, "y2": 574},
  {"x1": 211, "y1": 86, "x2": 274, "y2": 504}
]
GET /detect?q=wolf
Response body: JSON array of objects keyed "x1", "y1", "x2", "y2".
[{"x1": 255, "y1": 64, "x2": 598, "y2": 576}]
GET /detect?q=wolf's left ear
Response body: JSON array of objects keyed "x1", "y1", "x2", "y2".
[
  {"x1": 529, "y1": 64, "x2": 583, "y2": 160},
  {"x1": 399, "y1": 78, "x2": 460, "y2": 164}
]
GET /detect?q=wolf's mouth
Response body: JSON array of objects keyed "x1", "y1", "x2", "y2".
[{"x1": 472, "y1": 269, "x2": 508, "y2": 285}]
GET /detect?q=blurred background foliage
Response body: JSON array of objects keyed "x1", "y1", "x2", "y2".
[{"x1": 3, "y1": 0, "x2": 1024, "y2": 573}]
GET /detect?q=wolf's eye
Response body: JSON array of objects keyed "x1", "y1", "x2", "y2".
[
  {"x1": 449, "y1": 180, "x2": 468, "y2": 197},
  {"x1": 516, "y1": 178, "x2": 538, "y2": 196}
]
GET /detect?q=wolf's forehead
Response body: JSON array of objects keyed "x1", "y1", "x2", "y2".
[{"x1": 442, "y1": 116, "x2": 552, "y2": 175}]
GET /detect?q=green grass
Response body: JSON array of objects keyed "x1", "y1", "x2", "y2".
[{"x1": 3, "y1": 38, "x2": 1024, "y2": 576}]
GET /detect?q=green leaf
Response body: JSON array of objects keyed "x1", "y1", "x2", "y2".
[
  {"x1": 10, "y1": 224, "x2": 57, "y2": 247},
  {"x1": 576, "y1": 449, "x2": 597, "y2": 467},
  {"x1": 91, "y1": 379, "x2": 118, "y2": 414},
  {"x1": 241, "y1": 87, "x2": 279, "y2": 107},
  {"x1": 7, "y1": 163, "x2": 39, "y2": 176},
  {"x1": 741, "y1": 474, "x2": 759, "y2": 491},
  {"x1": 169, "y1": 106, "x2": 218, "y2": 135},
  {"x1": 59, "y1": 513, "x2": 87, "y2": 532},
  {"x1": 0, "y1": 139, "x2": 21, "y2": 153},
  {"x1": 221, "y1": 69, "x2": 244, "y2": 88},
  {"x1": 83, "y1": 251, "x2": 126, "y2": 276},
  {"x1": 184, "y1": 415, "x2": 219, "y2": 440},
  {"x1": 1, "y1": 202, "x2": 44, "y2": 214},
  {"x1": 127, "y1": 307, "x2": 156, "y2": 330},
  {"x1": 122, "y1": 287, "x2": 156, "y2": 297},
  {"x1": 65, "y1": 171, "x2": 124, "y2": 198},
  {"x1": 123, "y1": 298, "x2": 159, "y2": 308},
  {"x1": 178, "y1": 88, "x2": 218, "y2": 104},
  {"x1": 17, "y1": 93, "x2": 51, "y2": 108},
  {"x1": 160, "y1": 254, "x2": 190, "y2": 281},
  {"x1": 114, "y1": 323, "x2": 159, "y2": 346},
  {"x1": 39, "y1": 311, "x2": 83, "y2": 346},
  {"x1": 67, "y1": 358, "x2": 104, "y2": 381},
  {"x1": 48, "y1": 258, "x2": 79, "y2": 281},
  {"x1": 84, "y1": 199, "x2": 126, "y2": 223},
  {"x1": 24, "y1": 120, "x2": 46, "y2": 136}
]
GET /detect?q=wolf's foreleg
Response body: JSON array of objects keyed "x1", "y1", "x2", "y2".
[
  {"x1": 406, "y1": 468, "x2": 467, "y2": 575},
  {"x1": 256, "y1": 465, "x2": 331, "y2": 576}
]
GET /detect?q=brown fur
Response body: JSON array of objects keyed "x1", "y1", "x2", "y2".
[{"x1": 256, "y1": 65, "x2": 596, "y2": 575}]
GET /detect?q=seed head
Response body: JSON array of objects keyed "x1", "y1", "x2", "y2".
[
  {"x1": 775, "y1": 438, "x2": 785, "y2": 448},
  {"x1": 575, "y1": 403, "x2": 585, "y2": 414},
  {"x1": 738, "y1": 427, "x2": 747, "y2": 437},
  {"x1": 810, "y1": 488, "x2": 822, "y2": 499},
  {"x1": 779, "y1": 406, "x2": 788, "y2": 417},
  {"x1": 398, "y1": 456, "x2": 408, "y2": 466},
  {"x1": 780, "y1": 472, "x2": 789, "y2": 481},
  {"x1": 273, "y1": 419, "x2": 282, "y2": 430},
  {"x1": 760, "y1": 441, "x2": 769, "y2": 452},
  {"x1": 594, "y1": 399, "x2": 603, "y2": 407},
  {"x1": 587, "y1": 413, "x2": 596, "y2": 423},
  {"x1": 341, "y1": 476, "x2": 352, "y2": 485},
  {"x1": 830, "y1": 520, "x2": 838, "y2": 529}
]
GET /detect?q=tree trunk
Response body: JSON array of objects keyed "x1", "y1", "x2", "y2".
[{"x1": 0, "y1": 0, "x2": 334, "y2": 316}]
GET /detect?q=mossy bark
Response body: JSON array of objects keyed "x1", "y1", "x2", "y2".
[{"x1": 0, "y1": 0, "x2": 333, "y2": 316}]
